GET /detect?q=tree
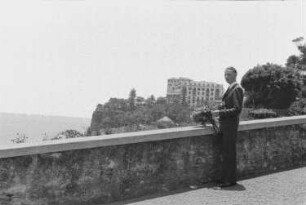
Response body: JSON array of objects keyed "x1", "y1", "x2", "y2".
[
  {"x1": 241, "y1": 63, "x2": 302, "y2": 109},
  {"x1": 166, "y1": 103, "x2": 191, "y2": 123},
  {"x1": 156, "y1": 97, "x2": 167, "y2": 105},
  {"x1": 286, "y1": 55, "x2": 301, "y2": 70},
  {"x1": 89, "y1": 91, "x2": 195, "y2": 134},
  {"x1": 145, "y1": 95, "x2": 156, "y2": 107},
  {"x1": 136, "y1": 96, "x2": 145, "y2": 106},
  {"x1": 286, "y1": 37, "x2": 306, "y2": 97},
  {"x1": 128, "y1": 88, "x2": 136, "y2": 111},
  {"x1": 104, "y1": 98, "x2": 128, "y2": 112},
  {"x1": 51, "y1": 129, "x2": 84, "y2": 140},
  {"x1": 288, "y1": 98, "x2": 306, "y2": 116},
  {"x1": 286, "y1": 37, "x2": 306, "y2": 70}
]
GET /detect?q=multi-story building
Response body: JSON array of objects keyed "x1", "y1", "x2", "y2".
[{"x1": 167, "y1": 77, "x2": 224, "y2": 107}]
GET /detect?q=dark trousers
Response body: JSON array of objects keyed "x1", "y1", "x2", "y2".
[{"x1": 219, "y1": 117, "x2": 239, "y2": 183}]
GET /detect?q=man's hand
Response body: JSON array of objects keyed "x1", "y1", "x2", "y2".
[{"x1": 211, "y1": 110, "x2": 220, "y2": 118}]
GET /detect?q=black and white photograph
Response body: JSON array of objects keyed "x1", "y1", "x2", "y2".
[{"x1": 0, "y1": 0, "x2": 305, "y2": 204}]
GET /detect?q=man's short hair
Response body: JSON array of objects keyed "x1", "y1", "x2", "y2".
[{"x1": 225, "y1": 67, "x2": 237, "y2": 74}]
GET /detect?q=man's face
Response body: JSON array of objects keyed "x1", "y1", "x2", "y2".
[{"x1": 224, "y1": 69, "x2": 236, "y2": 84}]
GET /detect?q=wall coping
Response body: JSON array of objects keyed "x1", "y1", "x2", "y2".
[{"x1": 1, "y1": 115, "x2": 305, "y2": 159}]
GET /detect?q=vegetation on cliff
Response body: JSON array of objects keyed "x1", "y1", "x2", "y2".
[{"x1": 89, "y1": 89, "x2": 196, "y2": 135}]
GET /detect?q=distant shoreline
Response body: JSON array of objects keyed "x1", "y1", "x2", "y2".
[
  {"x1": 0, "y1": 112, "x2": 91, "y2": 120},
  {"x1": 0, "y1": 113, "x2": 91, "y2": 145}
]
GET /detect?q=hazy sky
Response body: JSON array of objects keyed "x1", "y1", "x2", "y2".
[{"x1": 0, "y1": 0, "x2": 305, "y2": 118}]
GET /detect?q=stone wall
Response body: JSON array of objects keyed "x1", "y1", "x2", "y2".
[{"x1": 0, "y1": 116, "x2": 305, "y2": 205}]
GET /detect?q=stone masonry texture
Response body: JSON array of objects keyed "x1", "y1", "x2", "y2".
[{"x1": 0, "y1": 124, "x2": 305, "y2": 205}]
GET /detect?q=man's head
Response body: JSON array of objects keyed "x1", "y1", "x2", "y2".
[{"x1": 224, "y1": 67, "x2": 237, "y2": 84}]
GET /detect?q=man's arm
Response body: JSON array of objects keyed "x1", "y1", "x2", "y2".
[{"x1": 216, "y1": 87, "x2": 244, "y2": 119}]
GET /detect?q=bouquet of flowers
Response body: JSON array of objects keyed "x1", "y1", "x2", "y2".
[{"x1": 191, "y1": 106, "x2": 220, "y2": 135}]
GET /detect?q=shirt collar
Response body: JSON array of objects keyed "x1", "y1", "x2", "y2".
[{"x1": 229, "y1": 81, "x2": 237, "y2": 89}]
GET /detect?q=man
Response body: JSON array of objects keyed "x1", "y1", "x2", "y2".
[{"x1": 212, "y1": 67, "x2": 244, "y2": 188}]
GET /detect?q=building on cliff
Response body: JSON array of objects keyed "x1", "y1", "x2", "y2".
[{"x1": 166, "y1": 77, "x2": 224, "y2": 107}]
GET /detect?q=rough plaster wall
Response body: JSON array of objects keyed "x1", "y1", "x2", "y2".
[
  {"x1": 0, "y1": 124, "x2": 305, "y2": 205},
  {"x1": 237, "y1": 124, "x2": 306, "y2": 177}
]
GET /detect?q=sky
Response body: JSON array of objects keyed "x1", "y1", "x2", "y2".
[{"x1": 0, "y1": 0, "x2": 305, "y2": 118}]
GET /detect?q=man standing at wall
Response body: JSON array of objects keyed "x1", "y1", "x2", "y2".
[{"x1": 212, "y1": 67, "x2": 244, "y2": 188}]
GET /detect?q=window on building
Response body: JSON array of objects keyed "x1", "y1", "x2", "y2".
[{"x1": 215, "y1": 89, "x2": 220, "y2": 98}]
